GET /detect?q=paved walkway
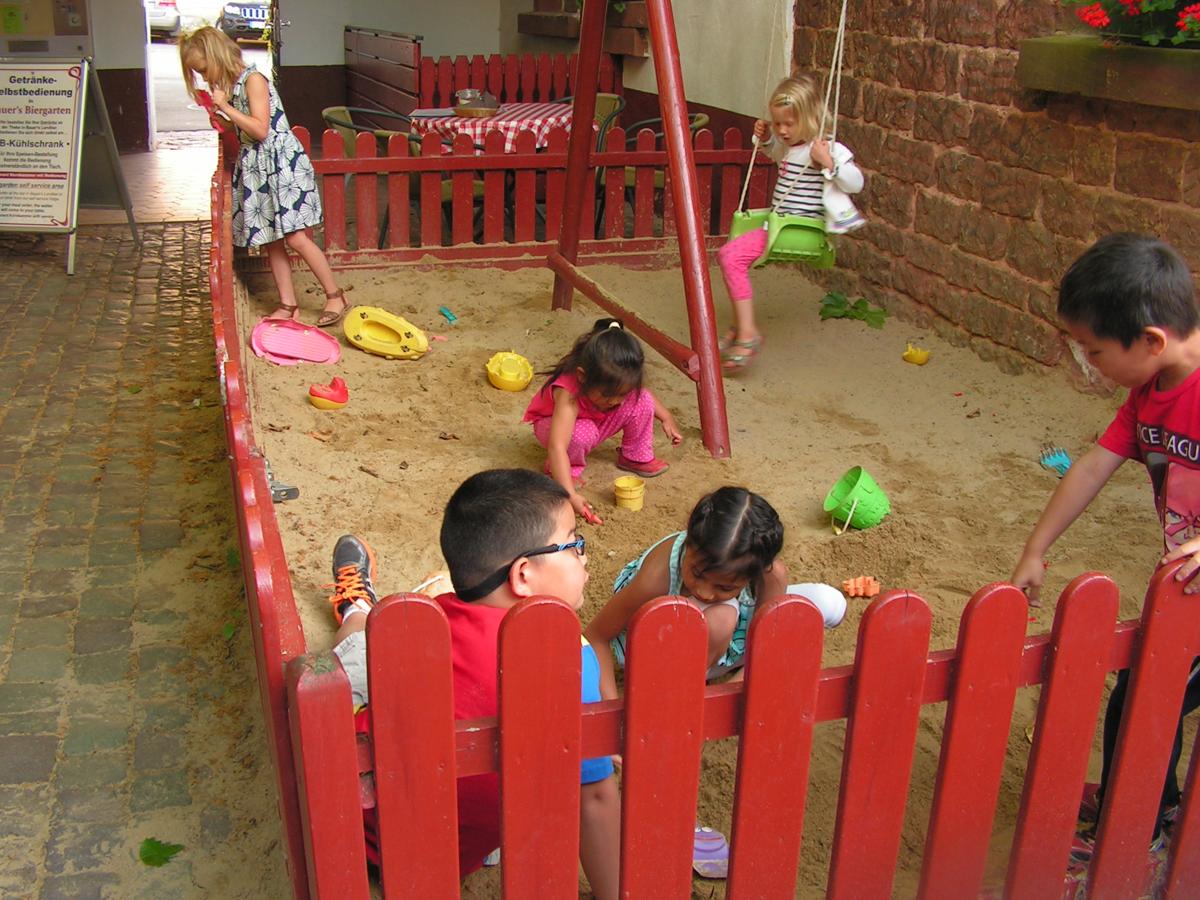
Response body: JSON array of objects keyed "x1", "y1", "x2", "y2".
[{"x1": 0, "y1": 141, "x2": 287, "y2": 898}]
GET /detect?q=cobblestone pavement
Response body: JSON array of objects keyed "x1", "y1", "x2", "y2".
[{"x1": 0, "y1": 223, "x2": 287, "y2": 898}]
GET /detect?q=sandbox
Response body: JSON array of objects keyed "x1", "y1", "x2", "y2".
[{"x1": 233, "y1": 254, "x2": 1171, "y2": 895}]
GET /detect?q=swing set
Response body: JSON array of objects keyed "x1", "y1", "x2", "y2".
[
  {"x1": 550, "y1": 0, "x2": 852, "y2": 458},
  {"x1": 728, "y1": 0, "x2": 850, "y2": 269}
]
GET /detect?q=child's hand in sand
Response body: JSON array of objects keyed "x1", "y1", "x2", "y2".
[
  {"x1": 570, "y1": 492, "x2": 603, "y2": 525},
  {"x1": 659, "y1": 414, "x2": 683, "y2": 445},
  {"x1": 1011, "y1": 552, "x2": 1047, "y2": 607},
  {"x1": 1160, "y1": 539, "x2": 1200, "y2": 594}
]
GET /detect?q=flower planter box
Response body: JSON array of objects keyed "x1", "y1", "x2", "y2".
[
  {"x1": 517, "y1": 1, "x2": 648, "y2": 56},
  {"x1": 1017, "y1": 34, "x2": 1200, "y2": 112}
]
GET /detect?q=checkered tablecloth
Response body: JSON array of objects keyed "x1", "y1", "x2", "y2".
[{"x1": 410, "y1": 102, "x2": 574, "y2": 153}]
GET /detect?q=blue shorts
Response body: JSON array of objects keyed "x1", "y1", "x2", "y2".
[{"x1": 581, "y1": 642, "x2": 614, "y2": 784}]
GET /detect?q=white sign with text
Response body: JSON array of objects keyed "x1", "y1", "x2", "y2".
[{"x1": 0, "y1": 59, "x2": 86, "y2": 230}]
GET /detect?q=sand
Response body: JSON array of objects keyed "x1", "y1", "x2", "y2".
[{"x1": 238, "y1": 258, "x2": 1167, "y2": 897}]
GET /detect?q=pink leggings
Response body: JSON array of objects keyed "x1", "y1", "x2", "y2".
[
  {"x1": 532, "y1": 388, "x2": 657, "y2": 479},
  {"x1": 716, "y1": 227, "x2": 769, "y2": 302}
]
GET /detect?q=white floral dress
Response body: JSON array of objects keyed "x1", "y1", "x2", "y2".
[{"x1": 230, "y1": 64, "x2": 322, "y2": 247}]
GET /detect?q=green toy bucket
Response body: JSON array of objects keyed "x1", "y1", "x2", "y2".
[{"x1": 823, "y1": 466, "x2": 890, "y2": 530}]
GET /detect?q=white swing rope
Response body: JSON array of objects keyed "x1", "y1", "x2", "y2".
[{"x1": 735, "y1": 0, "x2": 851, "y2": 216}]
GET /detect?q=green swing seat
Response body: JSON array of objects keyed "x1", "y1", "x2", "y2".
[{"x1": 728, "y1": 209, "x2": 835, "y2": 269}]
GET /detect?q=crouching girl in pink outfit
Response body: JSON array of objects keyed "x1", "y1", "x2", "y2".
[{"x1": 524, "y1": 319, "x2": 682, "y2": 525}]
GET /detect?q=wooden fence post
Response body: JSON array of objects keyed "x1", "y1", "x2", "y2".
[
  {"x1": 918, "y1": 583, "x2": 1027, "y2": 898},
  {"x1": 827, "y1": 591, "x2": 932, "y2": 900},
  {"x1": 366, "y1": 595, "x2": 460, "y2": 898},
  {"x1": 286, "y1": 653, "x2": 370, "y2": 899},
  {"x1": 499, "y1": 599, "x2": 584, "y2": 895},
  {"x1": 1090, "y1": 561, "x2": 1200, "y2": 896},
  {"x1": 1006, "y1": 573, "x2": 1119, "y2": 897},
  {"x1": 727, "y1": 596, "x2": 825, "y2": 896},
  {"x1": 620, "y1": 598, "x2": 707, "y2": 896}
]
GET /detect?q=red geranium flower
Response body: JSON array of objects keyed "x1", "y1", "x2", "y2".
[
  {"x1": 1117, "y1": 0, "x2": 1141, "y2": 15},
  {"x1": 1075, "y1": 2, "x2": 1112, "y2": 26},
  {"x1": 1178, "y1": 2, "x2": 1200, "y2": 29}
]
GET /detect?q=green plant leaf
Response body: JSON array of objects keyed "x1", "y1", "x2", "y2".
[
  {"x1": 139, "y1": 838, "x2": 184, "y2": 867},
  {"x1": 864, "y1": 309, "x2": 889, "y2": 329},
  {"x1": 222, "y1": 621, "x2": 237, "y2": 640},
  {"x1": 820, "y1": 291, "x2": 888, "y2": 327},
  {"x1": 226, "y1": 547, "x2": 240, "y2": 570},
  {"x1": 126, "y1": 385, "x2": 142, "y2": 394}
]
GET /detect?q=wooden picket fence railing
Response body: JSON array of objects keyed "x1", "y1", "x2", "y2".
[
  {"x1": 344, "y1": 27, "x2": 620, "y2": 125},
  {"x1": 295, "y1": 124, "x2": 774, "y2": 266},
  {"x1": 286, "y1": 567, "x2": 1200, "y2": 898},
  {"x1": 210, "y1": 141, "x2": 312, "y2": 898},
  {"x1": 419, "y1": 51, "x2": 622, "y2": 108}
]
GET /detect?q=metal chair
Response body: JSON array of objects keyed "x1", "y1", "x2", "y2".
[
  {"x1": 623, "y1": 112, "x2": 711, "y2": 149},
  {"x1": 557, "y1": 92, "x2": 627, "y2": 152}
]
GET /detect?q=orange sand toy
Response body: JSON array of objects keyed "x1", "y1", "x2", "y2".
[
  {"x1": 842, "y1": 576, "x2": 881, "y2": 598},
  {"x1": 308, "y1": 377, "x2": 349, "y2": 410}
]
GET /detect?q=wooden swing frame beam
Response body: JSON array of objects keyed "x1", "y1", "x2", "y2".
[{"x1": 551, "y1": 0, "x2": 731, "y2": 458}]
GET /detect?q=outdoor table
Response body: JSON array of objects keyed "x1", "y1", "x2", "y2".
[{"x1": 410, "y1": 102, "x2": 575, "y2": 153}]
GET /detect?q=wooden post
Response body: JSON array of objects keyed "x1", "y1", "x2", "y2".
[
  {"x1": 550, "y1": 0, "x2": 608, "y2": 312},
  {"x1": 643, "y1": 0, "x2": 730, "y2": 458}
]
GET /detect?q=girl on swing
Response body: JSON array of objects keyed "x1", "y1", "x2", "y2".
[{"x1": 716, "y1": 75, "x2": 865, "y2": 370}]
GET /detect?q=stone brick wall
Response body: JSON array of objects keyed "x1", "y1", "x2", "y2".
[{"x1": 793, "y1": 1, "x2": 1200, "y2": 372}]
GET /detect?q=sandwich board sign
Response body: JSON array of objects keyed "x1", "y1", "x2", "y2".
[{"x1": 0, "y1": 56, "x2": 137, "y2": 273}]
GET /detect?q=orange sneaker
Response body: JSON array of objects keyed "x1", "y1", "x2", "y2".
[{"x1": 328, "y1": 534, "x2": 378, "y2": 624}]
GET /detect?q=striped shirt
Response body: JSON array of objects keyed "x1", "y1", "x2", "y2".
[{"x1": 764, "y1": 139, "x2": 864, "y2": 218}]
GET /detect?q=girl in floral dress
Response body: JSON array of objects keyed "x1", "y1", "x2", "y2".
[{"x1": 180, "y1": 27, "x2": 350, "y2": 326}]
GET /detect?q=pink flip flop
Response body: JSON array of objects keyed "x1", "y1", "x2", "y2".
[
  {"x1": 251, "y1": 319, "x2": 342, "y2": 366},
  {"x1": 693, "y1": 825, "x2": 729, "y2": 879}
]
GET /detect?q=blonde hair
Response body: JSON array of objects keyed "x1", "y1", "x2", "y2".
[
  {"x1": 768, "y1": 75, "x2": 828, "y2": 143},
  {"x1": 178, "y1": 26, "x2": 245, "y2": 102}
]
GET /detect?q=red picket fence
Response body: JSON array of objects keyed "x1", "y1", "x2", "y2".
[
  {"x1": 287, "y1": 567, "x2": 1200, "y2": 897},
  {"x1": 297, "y1": 124, "x2": 774, "y2": 266},
  {"x1": 418, "y1": 52, "x2": 622, "y2": 108}
]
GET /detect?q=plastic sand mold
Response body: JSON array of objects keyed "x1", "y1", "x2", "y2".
[{"x1": 251, "y1": 319, "x2": 341, "y2": 366}]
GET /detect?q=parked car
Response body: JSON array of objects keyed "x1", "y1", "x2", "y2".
[
  {"x1": 145, "y1": 0, "x2": 181, "y2": 38},
  {"x1": 218, "y1": 0, "x2": 269, "y2": 43}
]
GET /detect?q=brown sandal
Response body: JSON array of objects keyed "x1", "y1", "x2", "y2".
[
  {"x1": 267, "y1": 302, "x2": 300, "y2": 321},
  {"x1": 316, "y1": 287, "x2": 353, "y2": 329}
]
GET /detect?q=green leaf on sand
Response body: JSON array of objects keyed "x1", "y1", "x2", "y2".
[
  {"x1": 819, "y1": 291, "x2": 889, "y2": 329},
  {"x1": 139, "y1": 838, "x2": 184, "y2": 867},
  {"x1": 226, "y1": 547, "x2": 240, "y2": 570}
]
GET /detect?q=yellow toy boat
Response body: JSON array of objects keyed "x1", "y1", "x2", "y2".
[{"x1": 343, "y1": 307, "x2": 429, "y2": 360}]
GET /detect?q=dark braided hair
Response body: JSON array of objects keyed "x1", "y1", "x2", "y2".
[
  {"x1": 541, "y1": 318, "x2": 645, "y2": 397},
  {"x1": 685, "y1": 487, "x2": 783, "y2": 584}
]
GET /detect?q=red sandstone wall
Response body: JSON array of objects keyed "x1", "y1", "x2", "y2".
[{"x1": 794, "y1": 1, "x2": 1200, "y2": 372}]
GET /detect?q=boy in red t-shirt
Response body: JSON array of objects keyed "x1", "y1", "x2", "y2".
[
  {"x1": 1012, "y1": 233, "x2": 1200, "y2": 864},
  {"x1": 325, "y1": 469, "x2": 619, "y2": 898}
]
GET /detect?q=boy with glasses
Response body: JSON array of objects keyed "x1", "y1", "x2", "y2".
[{"x1": 326, "y1": 468, "x2": 618, "y2": 898}]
